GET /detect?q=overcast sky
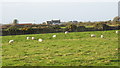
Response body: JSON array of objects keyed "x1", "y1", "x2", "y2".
[
  {"x1": 1, "y1": 0, "x2": 119, "y2": 2},
  {"x1": 1, "y1": 0, "x2": 119, "y2": 24}
]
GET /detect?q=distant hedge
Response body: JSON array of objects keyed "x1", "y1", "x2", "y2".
[
  {"x1": 1, "y1": 25, "x2": 120, "y2": 36},
  {"x1": 94, "y1": 23, "x2": 111, "y2": 30}
]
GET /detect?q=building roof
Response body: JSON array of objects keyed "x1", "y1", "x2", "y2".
[{"x1": 17, "y1": 23, "x2": 32, "y2": 25}]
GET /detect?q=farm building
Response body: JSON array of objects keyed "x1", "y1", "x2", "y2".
[
  {"x1": 14, "y1": 22, "x2": 33, "y2": 27},
  {"x1": 68, "y1": 21, "x2": 78, "y2": 23},
  {"x1": 16, "y1": 23, "x2": 32, "y2": 26},
  {"x1": 45, "y1": 20, "x2": 61, "y2": 25}
]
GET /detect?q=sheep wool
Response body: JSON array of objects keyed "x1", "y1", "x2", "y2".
[
  {"x1": 38, "y1": 39, "x2": 43, "y2": 42},
  {"x1": 26, "y1": 37, "x2": 30, "y2": 40},
  {"x1": 9, "y1": 40, "x2": 14, "y2": 43},
  {"x1": 116, "y1": 31, "x2": 119, "y2": 34},
  {"x1": 53, "y1": 35, "x2": 56, "y2": 38},
  {"x1": 91, "y1": 34, "x2": 96, "y2": 37},
  {"x1": 32, "y1": 37, "x2": 35, "y2": 40},
  {"x1": 65, "y1": 31, "x2": 68, "y2": 34},
  {"x1": 101, "y1": 35, "x2": 104, "y2": 38}
]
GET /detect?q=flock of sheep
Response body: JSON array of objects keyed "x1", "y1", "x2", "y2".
[{"x1": 9, "y1": 31, "x2": 119, "y2": 44}]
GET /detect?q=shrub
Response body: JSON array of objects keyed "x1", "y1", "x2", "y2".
[
  {"x1": 77, "y1": 26, "x2": 86, "y2": 32},
  {"x1": 51, "y1": 25, "x2": 61, "y2": 29},
  {"x1": 112, "y1": 16, "x2": 120, "y2": 25},
  {"x1": 66, "y1": 24, "x2": 77, "y2": 31},
  {"x1": 21, "y1": 27, "x2": 29, "y2": 31},
  {"x1": 6, "y1": 26, "x2": 19, "y2": 31},
  {"x1": 94, "y1": 22, "x2": 110, "y2": 30}
]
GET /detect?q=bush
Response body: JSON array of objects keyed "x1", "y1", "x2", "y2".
[
  {"x1": 77, "y1": 26, "x2": 86, "y2": 32},
  {"x1": 51, "y1": 25, "x2": 61, "y2": 29},
  {"x1": 94, "y1": 22, "x2": 110, "y2": 30},
  {"x1": 21, "y1": 27, "x2": 29, "y2": 31},
  {"x1": 66, "y1": 24, "x2": 77, "y2": 31},
  {"x1": 5, "y1": 26, "x2": 20, "y2": 35},
  {"x1": 6, "y1": 26, "x2": 19, "y2": 31}
]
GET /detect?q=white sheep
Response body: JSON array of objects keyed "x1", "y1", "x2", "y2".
[
  {"x1": 52, "y1": 35, "x2": 56, "y2": 38},
  {"x1": 91, "y1": 34, "x2": 96, "y2": 37},
  {"x1": 9, "y1": 40, "x2": 14, "y2": 44},
  {"x1": 116, "y1": 31, "x2": 119, "y2": 34},
  {"x1": 26, "y1": 37, "x2": 30, "y2": 40},
  {"x1": 65, "y1": 31, "x2": 69, "y2": 34},
  {"x1": 31, "y1": 37, "x2": 35, "y2": 40},
  {"x1": 101, "y1": 35, "x2": 104, "y2": 38},
  {"x1": 38, "y1": 39, "x2": 43, "y2": 42}
]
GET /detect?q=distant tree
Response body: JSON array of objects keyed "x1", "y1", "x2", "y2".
[
  {"x1": 12, "y1": 19, "x2": 18, "y2": 25},
  {"x1": 42, "y1": 22, "x2": 46, "y2": 24}
]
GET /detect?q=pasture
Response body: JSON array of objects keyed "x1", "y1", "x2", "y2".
[{"x1": 1, "y1": 30, "x2": 119, "y2": 66}]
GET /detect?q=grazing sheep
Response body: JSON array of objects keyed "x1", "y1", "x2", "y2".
[
  {"x1": 53, "y1": 35, "x2": 56, "y2": 38},
  {"x1": 26, "y1": 37, "x2": 30, "y2": 40},
  {"x1": 116, "y1": 31, "x2": 119, "y2": 34},
  {"x1": 101, "y1": 35, "x2": 104, "y2": 38},
  {"x1": 115, "y1": 48, "x2": 118, "y2": 50},
  {"x1": 38, "y1": 39, "x2": 43, "y2": 42},
  {"x1": 91, "y1": 34, "x2": 96, "y2": 37},
  {"x1": 31, "y1": 37, "x2": 35, "y2": 40},
  {"x1": 9, "y1": 40, "x2": 14, "y2": 43},
  {"x1": 65, "y1": 31, "x2": 69, "y2": 34}
]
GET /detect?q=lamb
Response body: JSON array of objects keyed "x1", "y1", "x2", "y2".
[
  {"x1": 31, "y1": 37, "x2": 35, "y2": 40},
  {"x1": 65, "y1": 31, "x2": 69, "y2": 34},
  {"x1": 26, "y1": 37, "x2": 30, "y2": 40},
  {"x1": 116, "y1": 31, "x2": 119, "y2": 34},
  {"x1": 9, "y1": 40, "x2": 14, "y2": 44},
  {"x1": 38, "y1": 39, "x2": 43, "y2": 42},
  {"x1": 52, "y1": 35, "x2": 56, "y2": 38},
  {"x1": 91, "y1": 34, "x2": 96, "y2": 37},
  {"x1": 101, "y1": 35, "x2": 104, "y2": 38}
]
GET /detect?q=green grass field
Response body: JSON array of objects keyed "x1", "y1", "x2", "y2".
[{"x1": 1, "y1": 30, "x2": 119, "y2": 66}]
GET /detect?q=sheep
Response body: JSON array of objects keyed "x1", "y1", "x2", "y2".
[
  {"x1": 91, "y1": 34, "x2": 96, "y2": 37},
  {"x1": 9, "y1": 40, "x2": 14, "y2": 44},
  {"x1": 52, "y1": 35, "x2": 56, "y2": 38},
  {"x1": 101, "y1": 35, "x2": 104, "y2": 38},
  {"x1": 65, "y1": 31, "x2": 69, "y2": 34},
  {"x1": 116, "y1": 31, "x2": 119, "y2": 34},
  {"x1": 38, "y1": 39, "x2": 43, "y2": 42},
  {"x1": 31, "y1": 37, "x2": 35, "y2": 40},
  {"x1": 26, "y1": 37, "x2": 30, "y2": 40}
]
